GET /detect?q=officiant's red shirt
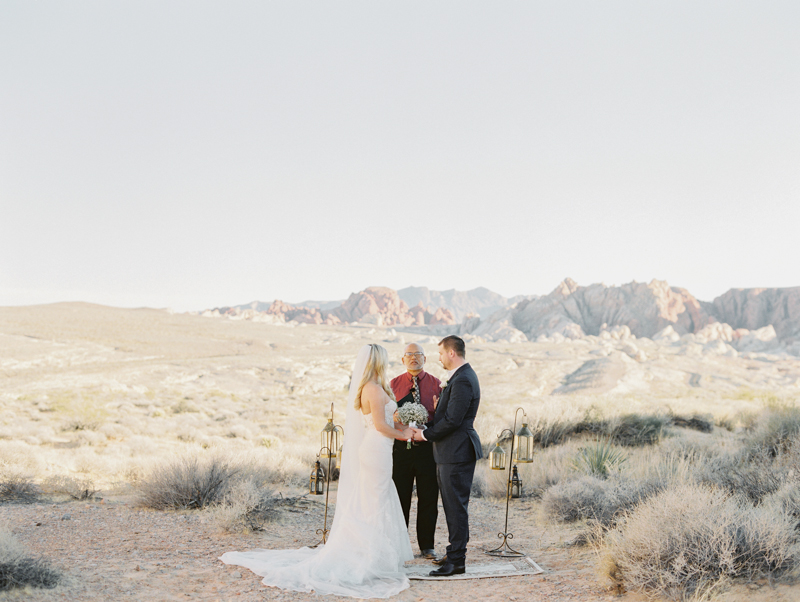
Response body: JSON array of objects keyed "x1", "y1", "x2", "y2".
[{"x1": 390, "y1": 370, "x2": 441, "y2": 422}]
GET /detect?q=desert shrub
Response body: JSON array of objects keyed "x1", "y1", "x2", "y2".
[
  {"x1": 607, "y1": 414, "x2": 668, "y2": 447},
  {"x1": 746, "y1": 407, "x2": 800, "y2": 457},
  {"x1": 605, "y1": 484, "x2": 800, "y2": 600},
  {"x1": 669, "y1": 414, "x2": 713, "y2": 433},
  {"x1": 696, "y1": 451, "x2": 783, "y2": 504},
  {"x1": 213, "y1": 479, "x2": 311, "y2": 532},
  {"x1": 0, "y1": 530, "x2": 60, "y2": 590},
  {"x1": 572, "y1": 440, "x2": 626, "y2": 478},
  {"x1": 531, "y1": 419, "x2": 577, "y2": 448},
  {"x1": 764, "y1": 482, "x2": 800, "y2": 525},
  {"x1": 139, "y1": 455, "x2": 238, "y2": 510},
  {"x1": 471, "y1": 462, "x2": 510, "y2": 498},
  {"x1": 44, "y1": 475, "x2": 100, "y2": 501},
  {"x1": 541, "y1": 474, "x2": 665, "y2": 527},
  {"x1": 517, "y1": 444, "x2": 575, "y2": 499},
  {"x1": 0, "y1": 475, "x2": 40, "y2": 504},
  {"x1": 541, "y1": 475, "x2": 607, "y2": 523}
]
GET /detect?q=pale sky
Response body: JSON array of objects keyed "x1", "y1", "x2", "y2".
[{"x1": 2, "y1": 2, "x2": 798, "y2": 312}]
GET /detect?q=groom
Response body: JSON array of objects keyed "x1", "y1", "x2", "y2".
[{"x1": 412, "y1": 335, "x2": 481, "y2": 577}]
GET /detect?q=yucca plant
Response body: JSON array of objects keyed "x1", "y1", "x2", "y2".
[{"x1": 573, "y1": 439, "x2": 626, "y2": 478}]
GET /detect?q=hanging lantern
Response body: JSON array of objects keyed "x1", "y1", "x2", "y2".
[
  {"x1": 510, "y1": 465, "x2": 522, "y2": 499},
  {"x1": 309, "y1": 460, "x2": 325, "y2": 495},
  {"x1": 514, "y1": 422, "x2": 535, "y2": 463},
  {"x1": 320, "y1": 419, "x2": 342, "y2": 458},
  {"x1": 489, "y1": 441, "x2": 507, "y2": 471}
]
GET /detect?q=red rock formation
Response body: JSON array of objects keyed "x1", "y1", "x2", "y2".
[{"x1": 328, "y1": 287, "x2": 458, "y2": 326}]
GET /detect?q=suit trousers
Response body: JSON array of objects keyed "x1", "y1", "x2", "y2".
[
  {"x1": 391, "y1": 440, "x2": 439, "y2": 551},
  {"x1": 436, "y1": 460, "x2": 476, "y2": 564}
]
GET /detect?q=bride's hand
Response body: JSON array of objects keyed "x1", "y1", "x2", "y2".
[{"x1": 400, "y1": 428, "x2": 414, "y2": 440}]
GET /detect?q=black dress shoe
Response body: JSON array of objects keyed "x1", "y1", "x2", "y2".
[
  {"x1": 420, "y1": 549, "x2": 437, "y2": 560},
  {"x1": 431, "y1": 554, "x2": 447, "y2": 566},
  {"x1": 428, "y1": 562, "x2": 465, "y2": 577}
]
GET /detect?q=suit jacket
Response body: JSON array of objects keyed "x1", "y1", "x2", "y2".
[{"x1": 423, "y1": 363, "x2": 482, "y2": 464}]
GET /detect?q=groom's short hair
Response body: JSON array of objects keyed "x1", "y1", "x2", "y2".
[{"x1": 439, "y1": 335, "x2": 466, "y2": 358}]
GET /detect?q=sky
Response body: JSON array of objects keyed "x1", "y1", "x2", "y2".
[{"x1": 2, "y1": 2, "x2": 798, "y2": 312}]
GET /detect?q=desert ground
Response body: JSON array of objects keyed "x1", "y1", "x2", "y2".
[{"x1": 1, "y1": 303, "x2": 799, "y2": 601}]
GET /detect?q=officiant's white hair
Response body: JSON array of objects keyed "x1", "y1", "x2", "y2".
[{"x1": 354, "y1": 344, "x2": 395, "y2": 410}]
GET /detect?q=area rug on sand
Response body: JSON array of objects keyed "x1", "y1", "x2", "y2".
[{"x1": 407, "y1": 557, "x2": 544, "y2": 580}]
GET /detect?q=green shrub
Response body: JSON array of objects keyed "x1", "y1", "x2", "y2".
[{"x1": 572, "y1": 439, "x2": 626, "y2": 478}]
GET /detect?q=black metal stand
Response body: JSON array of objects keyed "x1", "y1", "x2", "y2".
[
  {"x1": 312, "y1": 403, "x2": 342, "y2": 547},
  {"x1": 486, "y1": 407, "x2": 527, "y2": 558}
]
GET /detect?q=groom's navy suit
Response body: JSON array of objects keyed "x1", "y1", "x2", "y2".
[{"x1": 422, "y1": 363, "x2": 481, "y2": 564}]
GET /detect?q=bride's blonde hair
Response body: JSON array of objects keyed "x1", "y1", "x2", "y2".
[{"x1": 354, "y1": 344, "x2": 396, "y2": 410}]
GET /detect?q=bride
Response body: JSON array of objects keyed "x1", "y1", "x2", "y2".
[{"x1": 220, "y1": 344, "x2": 415, "y2": 598}]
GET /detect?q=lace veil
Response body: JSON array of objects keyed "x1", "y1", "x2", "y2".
[{"x1": 330, "y1": 344, "x2": 371, "y2": 532}]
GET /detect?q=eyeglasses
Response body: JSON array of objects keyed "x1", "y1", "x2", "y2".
[{"x1": 403, "y1": 352, "x2": 424, "y2": 358}]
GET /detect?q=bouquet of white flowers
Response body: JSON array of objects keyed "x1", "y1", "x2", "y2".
[{"x1": 397, "y1": 402, "x2": 429, "y2": 449}]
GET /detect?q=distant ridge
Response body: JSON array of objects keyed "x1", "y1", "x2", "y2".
[{"x1": 200, "y1": 281, "x2": 800, "y2": 355}]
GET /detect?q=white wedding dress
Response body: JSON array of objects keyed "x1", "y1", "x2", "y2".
[{"x1": 220, "y1": 346, "x2": 413, "y2": 599}]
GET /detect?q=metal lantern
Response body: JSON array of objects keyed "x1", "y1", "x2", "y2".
[
  {"x1": 312, "y1": 403, "x2": 343, "y2": 547},
  {"x1": 320, "y1": 419, "x2": 342, "y2": 459},
  {"x1": 510, "y1": 465, "x2": 522, "y2": 499},
  {"x1": 486, "y1": 406, "x2": 532, "y2": 558},
  {"x1": 514, "y1": 422, "x2": 535, "y2": 463},
  {"x1": 489, "y1": 441, "x2": 507, "y2": 471},
  {"x1": 310, "y1": 460, "x2": 325, "y2": 495}
]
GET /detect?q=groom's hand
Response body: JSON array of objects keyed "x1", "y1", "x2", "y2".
[{"x1": 411, "y1": 428, "x2": 426, "y2": 442}]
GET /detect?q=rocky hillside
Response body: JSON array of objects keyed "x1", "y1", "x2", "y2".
[
  {"x1": 205, "y1": 287, "x2": 457, "y2": 327},
  {"x1": 396, "y1": 286, "x2": 529, "y2": 321},
  {"x1": 201, "y1": 280, "x2": 800, "y2": 356},
  {"x1": 466, "y1": 279, "x2": 800, "y2": 356}
]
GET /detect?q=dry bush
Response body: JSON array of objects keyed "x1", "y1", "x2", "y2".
[
  {"x1": 669, "y1": 414, "x2": 714, "y2": 433},
  {"x1": 605, "y1": 484, "x2": 800, "y2": 600},
  {"x1": 764, "y1": 482, "x2": 800, "y2": 525},
  {"x1": 541, "y1": 474, "x2": 665, "y2": 527},
  {"x1": 0, "y1": 474, "x2": 40, "y2": 504},
  {"x1": 139, "y1": 455, "x2": 239, "y2": 510},
  {"x1": 43, "y1": 475, "x2": 100, "y2": 501},
  {"x1": 212, "y1": 478, "x2": 311, "y2": 532},
  {"x1": 518, "y1": 443, "x2": 576, "y2": 499},
  {"x1": 213, "y1": 479, "x2": 280, "y2": 532},
  {"x1": 606, "y1": 414, "x2": 669, "y2": 447},
  {"x1": 696, "y1": 451, "x2": 783, "y2": 504},
  {"x1": 746, "y1": 407, "x2": 800, "y2": 457},
  {"x1": 470, "y1": 462, "x2": 510, "y2": 498},
  {"x1": 0, "y1": 529, "x2": 60, "y2": 590}
]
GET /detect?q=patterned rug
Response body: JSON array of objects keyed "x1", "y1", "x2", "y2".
[{"x1": 407, "y1": 557, "x2": 544, "y2": 580}]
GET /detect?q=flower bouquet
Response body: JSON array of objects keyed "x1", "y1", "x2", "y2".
[{"x1": 397, "y1": 402, "x2": 429, "y2": 449}]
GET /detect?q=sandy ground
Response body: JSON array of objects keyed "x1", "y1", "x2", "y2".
[
  {"x1": 3, "y1": 491, "x2": 798, "y2": 602},
  {"x1": 2, "y1": 489, "x2": 626, "y2": 602}
]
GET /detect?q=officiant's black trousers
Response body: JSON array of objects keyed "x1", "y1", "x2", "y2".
[
  {"x1": 392, "y1": 441, "x2": 439, "y2": 551},
  {"x1": 436, "y1": 461, "x2": 476, "y2": 564}
]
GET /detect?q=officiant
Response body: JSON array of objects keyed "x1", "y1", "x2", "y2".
[{"x1": 390, "y1": 342, "x2": 441, "y2": 560}]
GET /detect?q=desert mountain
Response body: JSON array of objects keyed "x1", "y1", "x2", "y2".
[
  {"x1": 396, "y1": 286, "x2": 529, "y2": 321},
  {"x1": 202, "y1": 280, "x2": 800, "y2": 356},
  {"x1": 206, "y1": 286, "x2": 457, "y2": 327}
]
